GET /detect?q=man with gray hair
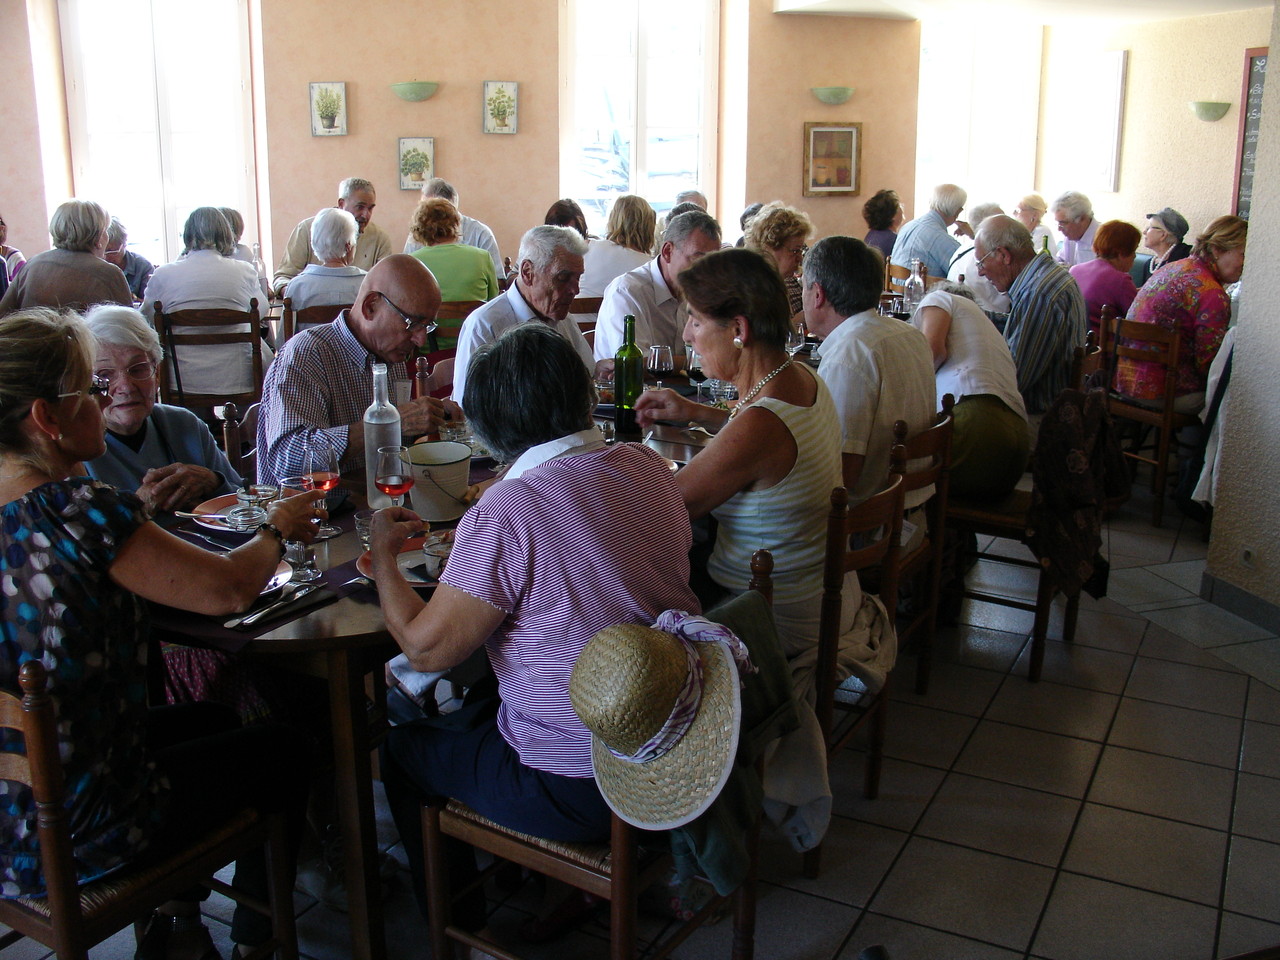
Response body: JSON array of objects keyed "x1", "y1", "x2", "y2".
[
  {"x1": 946, "y1": 202, "x2": 1011, "y2": 315},
  {"x1": 675, "y1": 188, "x2": 708, "y2": 210},
  {"x1": 271, "y1": 177, "x2": 393, "y2": 295},
  {"x1": 281, "y1": 207, "x2": 366, "y2": 310},
  {"x1": 975, "y1": 215, "x2": 1086, "y2": 419},
  {"x1": 102, "y1": 217, "x2": 154, "y2": 299},
  {"x1": 452, "y1": 225, "x2": 598, "y2": 409},
  {"x1": 890, "y1": 183, "x2": 971, "y2": 281},
  {"x1": 404, "y1": 177, "x2": 502, "y2": 275},
  {"x1": 1051, "y1": 190, "x2": 1098, "y2": 267},
  {"x1": 593, "y1": 209, "x2": 722, "y2": 361},
  {"x1": 802, "y1": 236, "x2": 936, "y2": 505}
]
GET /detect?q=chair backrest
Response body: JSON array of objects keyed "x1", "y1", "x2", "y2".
[
  {"x1": 1109, "y1": 313, "x2": 1182, "y2": 405},
  {"x1": 815, "y1": 474, "x2": 905, "y2": 738},
  {"x1": 1071, "y1": 327, "x2": 1103, "y2": 392},
  {"x1": 281, "y1": 298, "x2": 348, "y2": 344},
  {"x1": 154, "y1": 299, "x2": 263, "y2": 409},
  {"x1": 221, "y1": 401, "x2": 261, "y2": 483},
  {"x1": 499, "y1": 256, "x2": 515, "y2": 291},
  {"x1": 891, "y1": 397, "x2": 954, "y2": 535},
  {"x1": 570, "y1": 296, "x2": 603, "y2": 316},
  {"x1": 428, "y1": 299, "x2": 486, "y2": 355},
  {"x1": 887, "y1": 262, "x2": 945, "y2": 290}
]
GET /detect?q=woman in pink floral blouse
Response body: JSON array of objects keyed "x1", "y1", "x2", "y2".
[{"x1": 1114, "y1": 215, "x2": 1246, "y2": 413}]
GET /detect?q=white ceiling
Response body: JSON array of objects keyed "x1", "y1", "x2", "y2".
[{"x1": 772, "y1": 0, "x2": 1271, "y2": 25}]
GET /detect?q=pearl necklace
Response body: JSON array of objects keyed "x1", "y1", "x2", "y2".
[{"x1": 728, "y1": 359, "x2": 793, "y2": 421}]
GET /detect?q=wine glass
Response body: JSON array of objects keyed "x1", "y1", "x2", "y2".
[
  {"x1": 786, "y1": 322, "x2": 807, "y2": 357},
  {"x1": 305, "y1": 442, "x2": 342, "y2": 540},
  {"x1": 375, "y1": 446, "x2": 414, "y2": 508},
  {"x1": 278, "y1": 476, "x2": 323, "y2": 582},
  {"x1": 646, "y1": 344, "x2": 674, "y2": 382},
  {"x1": 686, "y1": 346, "x2": 709, "y2": 403}
]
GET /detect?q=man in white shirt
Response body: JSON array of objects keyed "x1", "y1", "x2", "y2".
[
  {"x1": 803, "y1": 236, "x2": 937, "y2": 505},
  {"x1": 593, "y1": 210, "x2": 721, "y2": 361},
  {"x1": 403, "y1": 177, "x2": 502, "y2": 276},
  {"x1": 272, "y1": 177, "x2": 393, "y2": 295},
  {"x1": 1052, "y1": 190, "x2": 1098, "y2": 267},
  {"x1": 453, "y1": 225, "x2": 600, "y2": 409}
]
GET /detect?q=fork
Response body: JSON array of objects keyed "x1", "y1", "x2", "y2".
[{"x1": 223, "y1": 581, "x2": 304, "y2": 629}]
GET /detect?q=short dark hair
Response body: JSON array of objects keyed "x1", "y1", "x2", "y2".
[
  {"x1": 862, "y1": 189, "x2": 901, "y2": 232},
  {"x1": 801, "y1": 236, "x2": 882, "y2": 316},
  {"x1": 182, "y1": 207, "x2": 234, "y2": 256},
  {"x1": 544, "y1": 199, "x2": 589, "y2": 239},
  {"x1": 465, "y1": 324, "x2": 595, "y2": 463},
  {"x1": 678, "y1": 248, "x2": 790, "y2": 350}
]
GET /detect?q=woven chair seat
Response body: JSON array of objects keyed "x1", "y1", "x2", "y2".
[
  {"x1": 947, "y1": 489, "x2": 1031, "y2": 533},
  {"x1": 13, "y1": 809, "x2": 259, "y2": 921},
  {"x1": 443, "y1": 801, "x2": 615, "y2": 874}
]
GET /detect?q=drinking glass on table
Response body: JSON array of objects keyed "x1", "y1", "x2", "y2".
[
  {"x1": 786, "y1": 322, "x2": 807, "y2": 357},
  {"x1": 305, "y1": 441, "x2": 342, "y2": 539},
  {"x1": 227, "y1": 482, "x2": 278, "y2": 531},
  {"x1": 686, "y1": 346, "x2": 708, "y2": 403},
  {"x1": 278, "y1": 476, "x2": 323, "y2": 581},
  {"x1": 375, "y1": 446, "x2": 414, "y2": 508},
  {"x1": 646, "y1": 344, "x2": 674, "y2": 381}
]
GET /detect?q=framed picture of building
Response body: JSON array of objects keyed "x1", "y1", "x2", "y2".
[{"x1": 803, "y1": 122, "x2": 860, "y2": 197}]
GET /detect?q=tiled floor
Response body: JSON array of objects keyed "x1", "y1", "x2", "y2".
[{"x1": 10, "y1": 486, "x2": 1280, "y2": 959}]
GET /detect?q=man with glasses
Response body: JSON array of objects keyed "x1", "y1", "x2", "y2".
[
  {"x1": 1050, "y1": 190, "x2": 1098, "y2": 268},
  {"x1": 83, "y1": 305, "x2": 243, "y2": 513},
  {"x1": 975, "y1": 215, "x2": 1086, "y2": 426},
  {"x1": 258, "y1": 255, "x2": 446, "y2": 486},
  {"x1": 102, "y1": 217, "x2": 154, "y2": 300}
]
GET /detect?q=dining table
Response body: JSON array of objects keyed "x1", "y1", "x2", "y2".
[{"x1": 145, "y1": 423, "x2": 716, "y2": 960}]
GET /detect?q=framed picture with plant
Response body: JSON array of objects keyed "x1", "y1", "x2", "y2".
[
  {"x1": 310, "y1": 82, "x2": 347, "y2": 136},
  {"x1": 483, "y1": 81, "x2": 518, "y2": 135},
  {"x1": 398, "y1": 138, "x2": 435, "y2": 191}
]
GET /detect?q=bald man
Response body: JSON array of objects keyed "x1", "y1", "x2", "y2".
[{"x1": 257, "y1": 254, "x2": 446, "y2": 486}]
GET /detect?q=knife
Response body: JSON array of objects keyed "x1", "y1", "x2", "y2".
[
  {"x1": 181, "y1": 530, "x2": 237, "y2": 552},
  {"x1": 230, "y1": 583, "x2": 324, "y2": 629}
]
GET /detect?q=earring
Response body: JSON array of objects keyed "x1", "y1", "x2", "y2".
[
  {"x1": 56, "y1": 433, "x2": 64, "y2": 441},
  {"x1": 732, "y1": 336, "x2": 743, "y2": 349}
]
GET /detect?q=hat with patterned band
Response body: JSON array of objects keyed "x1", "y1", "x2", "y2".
[{"x1": 569, "y1": 610, "x2": 756, "y2": 830}]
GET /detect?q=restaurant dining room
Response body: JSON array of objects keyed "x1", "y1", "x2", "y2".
[{"x1": 3, "y1": 0, "x2": 1280, "y2": 958}]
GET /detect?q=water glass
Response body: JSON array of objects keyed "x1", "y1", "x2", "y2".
[
  {"x1": 285, "y1": 540, "x2": 321, "y2": 582},
  {"x1": 354, "y1": 509, "x2": 376, "y2": 552}
]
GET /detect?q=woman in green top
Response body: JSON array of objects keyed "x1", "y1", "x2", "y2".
[{"x1": 408, "y1": 198, "x2": 499, "y2": 303}]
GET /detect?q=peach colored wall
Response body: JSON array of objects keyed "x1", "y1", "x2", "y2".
[
  {"x1": 729, "y1": 1, "x2": 919, "y2": 243},
  {"x1": 1039, "y1": 7, "x2": 1272, "y2": 238},
  {"x1": 257, "y1": 0, "x2": 562, "y2": 270},
  {"x1": 0, "y1": 0, "x2": 52, "y2": 256}
]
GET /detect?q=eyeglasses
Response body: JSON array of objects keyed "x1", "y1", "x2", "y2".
[
  {"x1": 378, "y1": 292, "x2": 437, "y2": 335},
  {"x1": 104, "y1": 245, "x2": 127, "y2": 256},
  {"x1": 94, "y1": 360, "x2": 157, "y2": 384},
  {"x1": 976, "y1": 248, "x2": 1002, "y2": 267},
  {"x1": 57, "y1": 375, "x2": 112, "y2": 400}
]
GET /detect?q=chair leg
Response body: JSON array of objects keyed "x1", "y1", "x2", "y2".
[
  {"x1": 420, "y1": 805, "x2": 454, "y2": 960},
  {"x1": 730, "y1": 814, "x2": 760, "y2": 960},
  {"x1": 266, "y1": 816, "x2": 300, "y2": 960},
  {"x1": 1028, "y1": 568, "x2": 1054, "y2": 682},
  {"x1": 1062, "y1": 591, "x2": 1081, "y2": 645},
  {"x1": 864, "y1": 690, "x2": 887, "y2": 799},
  {"x1": 609, "y1": 816, "x2": 636, "y2": 960},
  {"x1": 1152, "y1": 424, "x2": 1171, "y2": 527}
]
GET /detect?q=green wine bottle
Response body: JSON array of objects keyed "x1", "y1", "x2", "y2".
[{"x1": 614, "y1": 314, "x2": 643, "y2": 435}]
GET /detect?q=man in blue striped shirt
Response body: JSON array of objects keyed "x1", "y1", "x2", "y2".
[
  {"x1": 975, "y1": 215, "x2": 1086, "y2": 419},
  {"x1": 889, "y1": 183, "x2": 972, "y2": 281}
]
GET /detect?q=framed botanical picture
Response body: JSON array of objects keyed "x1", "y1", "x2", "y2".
[
  {"x1": 483, "y1": 81, "x2": 518, "y2": 134},
  {"x1": 398, "y1": 138, "x2": 435, "y2": 191},
  {"x1": 310, "y1": 82, "x2": 347, "y2": 136},
  {"x1": 803, "y1": 122, "x2": 861, "y2": 197}
]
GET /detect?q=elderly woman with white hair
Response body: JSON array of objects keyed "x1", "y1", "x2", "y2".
[
  {"x1": 0, "y1": 199, "x2": 133, "y2": 313},
  {"x1": 83, "y1": 304, "x2": 241, "y2": 513},
  {"x1": 142, "y1": 206, "x2": 271, "y2": 401},
  {"x1": 281, "y1": 207, "x2": 366, "y2": 311},
  {"x1": 1013, "y1": 193, "x2": 1058, "y2": 257}
]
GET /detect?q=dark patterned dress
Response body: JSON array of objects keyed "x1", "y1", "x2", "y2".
[{"x1": 0, "y1": 479, "x2": 167, "y2": 896}]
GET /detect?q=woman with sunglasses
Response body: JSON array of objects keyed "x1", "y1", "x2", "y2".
[
  {"x1": 83, "y1": 304, "x2": 242, "y2": 513},
  {"x1": 0, "y1": 307, "x2": 323, "y2": 959}
]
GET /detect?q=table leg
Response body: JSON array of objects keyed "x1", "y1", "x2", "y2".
[{"x1": 327, "y1": 647, "x2": 386, "y2": 960}]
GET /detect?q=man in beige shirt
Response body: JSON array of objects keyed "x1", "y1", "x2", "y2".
[{"x1": 271, "y1": 177, "x2": 393, "y2": 295}]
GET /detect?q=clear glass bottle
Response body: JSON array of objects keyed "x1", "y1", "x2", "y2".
[
  {"x1": 363, "y1": 363, "x2": 401, "y2": 507},
  {"x1": 902, "y1": 257, "x2": 926, "y2": 314},
  {"x1": 251, "y1": 241, "x2": 270, "y2": 302},
  {"x1": 613, "y1": 315, "x2": 643, "y2": 435}
]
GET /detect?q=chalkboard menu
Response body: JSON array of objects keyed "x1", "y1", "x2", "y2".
[{"x1": 1235, "y1": 47, "x2": 1268, "y2": 220}]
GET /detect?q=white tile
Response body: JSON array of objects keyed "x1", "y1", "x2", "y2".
[
  {"x1": 1144, "y1": 602, "x2": 1275, "y2": 648},
  {"x1": 1145, "y1": 558, "x2": 1207, "y2": 593},
  {"x1": 1105, "y1": 567, "x2": 1194, "y2": 608}
]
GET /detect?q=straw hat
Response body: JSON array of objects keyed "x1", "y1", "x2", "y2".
[{"x1": 569, "y1": 623, "x2": 741, "y2": 830}]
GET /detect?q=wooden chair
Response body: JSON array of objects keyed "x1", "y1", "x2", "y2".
[
  {"x1": 1104, "y1": 313, "x2": 1198, "y2": 527},
  {"x1": 887, "y1": 262, "x2": 946, "y2": 290},
  {"x1": 280, "y1": 298, "x2": 348, "y2": 344},
  {"x1": 220, "y1": 401, "x2": 260, "y2": 483},
  {"x1": 804, "y1": 474, "x2": 905, "y2": 879},
  {"x1": 1071, "y1": 327, "x2": 1103, "y2": 391},
  {"x1": 0, "y1": 661, "x2": 298, "y2": 960},
  {"x1": 499, "y1": 256, "x2": 515, "y2": 291},
  {"x1": 419, "y1": 552, "x2": 781, "y2": 960},
  {"x1": 570, "y1": 296, "x2": 603, "y2": 316},
  {"x1": 154, "y1": 300, "x2": 263, "y2": 411},
  {"x1": 427, "y1": 299, "x2": 485, "y2": 356},
  {"x1": 889, "y1": 399, "x2": 954, "y2": 695}
]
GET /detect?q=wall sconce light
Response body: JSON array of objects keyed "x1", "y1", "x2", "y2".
[
  {"x1": 1189, "y1": 101, "x2": 1230, "y2": 122},
  {"x1": 391, "y1": 81, "x2": 439, "y2": 102},
  {"x1": 811, "y1": 86, "x2": 853, "y2": 105}
]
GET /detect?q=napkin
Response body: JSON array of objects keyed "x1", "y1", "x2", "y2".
[{"x1": 230, "y1": 586, "x2": 338, "y2": 631}]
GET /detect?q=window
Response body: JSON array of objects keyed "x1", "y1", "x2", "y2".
[
  {"x1": 563, "y1": 0, "x2": 719, "y2": 236},
  {"x1": 59, "y1": 0, "x2": 257, "y2": 265}
]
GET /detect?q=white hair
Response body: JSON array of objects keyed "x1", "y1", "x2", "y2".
[
  {"x1": 1051, "y1": 190, "x2": 1093, "y2": 222},
  {"x1": 968, "y1": 202, "x2": 1004, "y2": 227},
  {"x1": 930, "y1": 184, "x2": 967, "y2": 220},
  {"x1": 517, "y1": 224, "x2": 588, "y2": 272},
  {"x1": 976, "y1": 215, "x2": 1034, "y2": 259},
  {"x1": 311, "y1": 207, "x2": 358, "y2": 261},
  {"x1": 84, "y1": 304, "x2": 163, "y2": 363}
]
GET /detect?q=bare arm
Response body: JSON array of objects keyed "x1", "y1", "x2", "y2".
[
  {"x1": 109, "y1": 488, "x2": 325, "y2": 614},
  {"x1": 369, "y1": 508, "x2": 507, "y2": 671},
  {"x1": 675, "y1": 406, "x2": 797, "y2": 520},
  {"x1": 634, "y1": 387, "x2": 729, "y2": 431}
]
